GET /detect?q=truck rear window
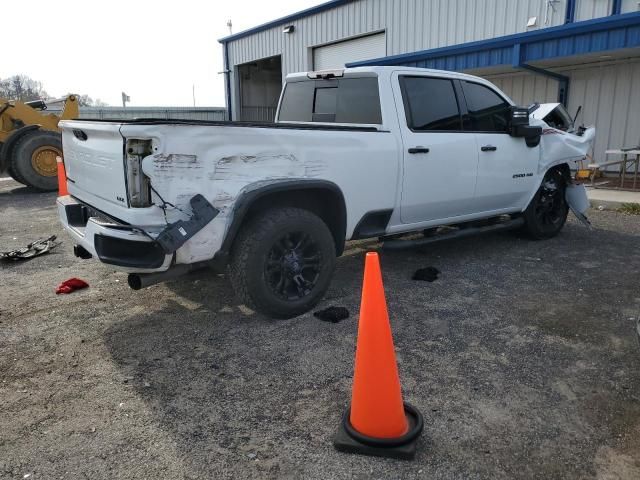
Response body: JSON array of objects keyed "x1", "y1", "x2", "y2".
[{"x1": 278, "y1": 77, "x2": 382, "y2": 124}]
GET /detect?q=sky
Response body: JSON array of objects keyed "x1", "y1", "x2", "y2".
[{"x1": 2, "y1": 0, "x2": 325, "y2": 107}]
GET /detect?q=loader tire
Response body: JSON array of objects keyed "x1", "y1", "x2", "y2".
[
  {"x1": 1, "y1": 140, "x2": 27, "y2": 186},
  {"x1": 522, "y1": 168, "x2": 568, "y2": 240},
  {"x1": 10, "y1": 130, "x2": 62, "y2": 191},
  {"x1": 228, "y1": 207, "x2": 336, "y2": 319}
]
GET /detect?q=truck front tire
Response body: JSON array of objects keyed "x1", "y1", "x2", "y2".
[
  {"x1": 228, "y1": 207, "x2": 336, "y2": 319},
  {"x1": 522, "y1": 168, "x2": 569, "y2": 239}
]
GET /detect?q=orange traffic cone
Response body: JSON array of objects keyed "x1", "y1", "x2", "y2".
[
  {"x1": 56, "y1": 156, "x2": 68, "y2": 196},
  {"x1": 333, "y1": 252, "x2": 423, "y2": 460}
]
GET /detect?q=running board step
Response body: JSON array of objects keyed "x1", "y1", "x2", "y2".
[{"x1": 382, "y1": 217, "x2": 524, "y2": 251}]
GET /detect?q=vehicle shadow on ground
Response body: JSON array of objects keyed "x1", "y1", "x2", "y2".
[
  {"x1": 0, "y1": 183, "x2": 56, "y2": 209},
  {"x1": 0, "y1": 183, "x2": 48, "y2": 195},
  {"x1": 103, "y1": 221, "x2": 640, "y2": 478}
]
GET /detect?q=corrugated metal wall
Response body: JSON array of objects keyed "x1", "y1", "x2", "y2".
[
  {"x1": 485, "y1": 73, "x2": 559, "y2": 105},
  {"x1": 575, "y1": 0, "x2": 615, "y2": 21},
  {"x1": 226, "y1": 0, "x2": 571, "y2": 118},
  {"x1": 575, "y1": 0, "x2": 640, "y2": 21},
  {"x1": 566, "y1": 59, "x2": 640, "y2": 162},
  {"x1": 622, "y1": 0, "x2": 640, "y2": 13}
]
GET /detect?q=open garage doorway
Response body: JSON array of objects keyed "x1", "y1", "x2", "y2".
[{"x1": 237, "y1": 55, "x2": 282, "y2": 122}]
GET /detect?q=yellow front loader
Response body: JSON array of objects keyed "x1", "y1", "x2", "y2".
[{"x1": 0, "y1": 95, "x2": 78, "y2": 191}]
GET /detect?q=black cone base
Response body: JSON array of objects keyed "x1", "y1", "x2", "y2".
[
  {"x1": 333, "y1": 402, "x2": 423, "y2": 460},
  {"x1": 333, "y1": 423, "x2": 418, "y2": 460}
]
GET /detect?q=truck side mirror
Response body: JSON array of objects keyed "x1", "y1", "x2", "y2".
[{"x1": 509, "y1": 106, "x2": 542, "y2": 147}]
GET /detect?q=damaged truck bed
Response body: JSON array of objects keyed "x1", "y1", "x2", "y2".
[{"x1": 57, "y1": 66, "x2": 595, "y2": 318}]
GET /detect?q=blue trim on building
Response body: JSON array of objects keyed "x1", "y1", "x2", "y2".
[
  {"x1": 565, "y1": 0, "x2": 577, "y2": 24},
  {"x1": 223, "y1": 42, "x2": 232, "y2": 120},
  {"x1": 518, "y1": 64, "x2": 570, "y2": 104},
  {"x1": 347, "y1": 11, "x2": 640, "y2": 70},
  {"x1": 612, "y1": 0, "x2": 623, "y2": 15},
  {"x1": 218, "y1": 0, "x2": 352, "y2": 43}
]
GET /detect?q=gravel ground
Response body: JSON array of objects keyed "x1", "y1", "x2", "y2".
[{"x1": 1, "y1": 177, "x2": 640, "y2": 480}]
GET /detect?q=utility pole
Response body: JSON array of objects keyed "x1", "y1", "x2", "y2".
[
  {"x1": 121, "y1": 92, "x2": 130, "y2": 108},
  {"x1": 192, "y1": 84, "x2": 196, "y2": 107},
  {"x1": 227, "y1": 19, "x2": 233, "y2": 35}
]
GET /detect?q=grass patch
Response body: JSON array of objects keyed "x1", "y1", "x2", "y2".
[{"x1": 618, "y1": 203, "x2": 640, "y2": 215}]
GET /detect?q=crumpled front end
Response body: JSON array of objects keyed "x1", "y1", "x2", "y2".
[
  {"x1": 529, "y1": 104, "x2": 596, "y2": 226},
  {"x1": 532, "y1": 116, "x2": 596, "y2": 174}
]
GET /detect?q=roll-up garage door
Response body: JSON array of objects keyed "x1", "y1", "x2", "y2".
[{"x1": 313, "y1": 33, "x2": 386, "y2": 70}]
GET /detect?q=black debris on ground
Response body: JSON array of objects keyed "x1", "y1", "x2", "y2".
[
  {"x1": 313, "y1": 306, "x2": 350, "y2": 323},
  {"x1": 412, "y1": 266, "x2": 440, "y2": 282},
  {"x1": 0, "y1": 235, "x2": 60, "y2": 261}
]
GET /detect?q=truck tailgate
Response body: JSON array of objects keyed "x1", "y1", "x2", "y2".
[{"x1": 60, "y1": 120, "x2": 128, "y2": 207}]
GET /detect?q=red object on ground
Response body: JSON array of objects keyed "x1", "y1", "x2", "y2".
[{"x1": 55, "y1": 278, "x2": 89, "y2": 294}]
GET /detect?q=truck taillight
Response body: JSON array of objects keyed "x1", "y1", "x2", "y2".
[{"x1": 125, "y1": 139, "x2": 152, "y2": 208}]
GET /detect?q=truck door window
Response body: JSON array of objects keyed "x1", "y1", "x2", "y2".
[
  {"x1": 399, "y1": 76, "x2": 462, "y2": 131},
  {"x1": 460, "y1": 81, "x2": 510, "y2": 133},
  {"x1": 278, "y1": 77, "x2": 382, "y2": 124}
]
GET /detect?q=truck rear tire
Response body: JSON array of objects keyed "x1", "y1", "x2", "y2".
[
  {"x1": 10, "y1": 130, "x2": 62, "y2": 192},
  {"x1": 522, "y1": 168, "x2": 568, "y2": 239},
  {"x1": 228, "y1": 207, "x2": 336, "y2": 319}
]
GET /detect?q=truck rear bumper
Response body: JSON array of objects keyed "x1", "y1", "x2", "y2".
[{"x1": 57, "y1": 195, "x2": 173, "y2": 273}]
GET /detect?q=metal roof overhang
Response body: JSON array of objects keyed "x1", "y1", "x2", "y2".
[
  {"x1": 347, "y1": 11, "x2": 640, "y2": 73},
  {"x1": 218, "y1": 0, "x2": 353, "y2": 43}
]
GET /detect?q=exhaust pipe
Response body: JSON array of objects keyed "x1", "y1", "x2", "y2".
[{"x1": 127, "y1": 261, "x2": 210, "y2": 290}]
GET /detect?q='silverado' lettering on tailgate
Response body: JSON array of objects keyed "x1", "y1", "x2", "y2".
[{"x1": 69, "y1": 149, "x2": 112, "y2": 168}]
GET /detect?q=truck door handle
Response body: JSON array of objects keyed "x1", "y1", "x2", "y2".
[
  {"x1": 408, "y1": 147, "x2": 430, "y2": 154},
  {"x1": 481, "y1": 145, "x2": 497, "y2": 152}
]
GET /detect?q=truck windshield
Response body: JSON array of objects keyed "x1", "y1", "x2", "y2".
[{"x1": 278, "y1": 77, "x2": 382, "y2": 124}]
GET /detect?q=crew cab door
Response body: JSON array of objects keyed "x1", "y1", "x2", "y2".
[
  {"x1": 458, "y1": 80, "x2": 538, "y2": 211},
  {"x1": 394, "y1": 74, "x2": 479, "y2": 224}
]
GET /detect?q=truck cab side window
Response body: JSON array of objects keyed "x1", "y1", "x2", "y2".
[
  {"x1": 400, "y1": 76, "x2": 462, "y2": 131},
  {"x1": 460, "y1": 81, "x2": 510, "y2": 133}
]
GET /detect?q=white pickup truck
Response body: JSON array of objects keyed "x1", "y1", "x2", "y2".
[{"x1": 57, "y1": 66, "x2": 594, "y2": 318}]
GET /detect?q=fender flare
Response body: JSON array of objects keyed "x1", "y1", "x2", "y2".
[
  {"x1": 213, "y1": 179, "x2": 347, "y2": 267},
  {"x1": 0, "y1": 125, "x2": 40, "y2": 172}
]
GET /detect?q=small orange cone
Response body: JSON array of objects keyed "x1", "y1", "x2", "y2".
[
  {"x1": 334, "y1": 252, "x2": 423, "y2": 460},
  {"x1": 56, "y1": 156, "x2": 68, "y2": 196}
]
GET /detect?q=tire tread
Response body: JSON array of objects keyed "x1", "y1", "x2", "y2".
[{"x1": 228, "y1": 207, "x2": 335, "y2": 318}]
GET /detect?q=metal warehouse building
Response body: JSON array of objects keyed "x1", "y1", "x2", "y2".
[{"x1": 219, "y1": 0, "x2": 640, "y2": 163}]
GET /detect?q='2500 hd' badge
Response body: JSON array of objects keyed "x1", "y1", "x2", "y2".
[{"x1": 513, "y1": 172, "x2": 533, "y2": 179}]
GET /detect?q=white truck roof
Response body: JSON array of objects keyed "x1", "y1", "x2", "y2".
[{"x1": 285, "y1": 65, "x2": 493, "y2": 84}]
